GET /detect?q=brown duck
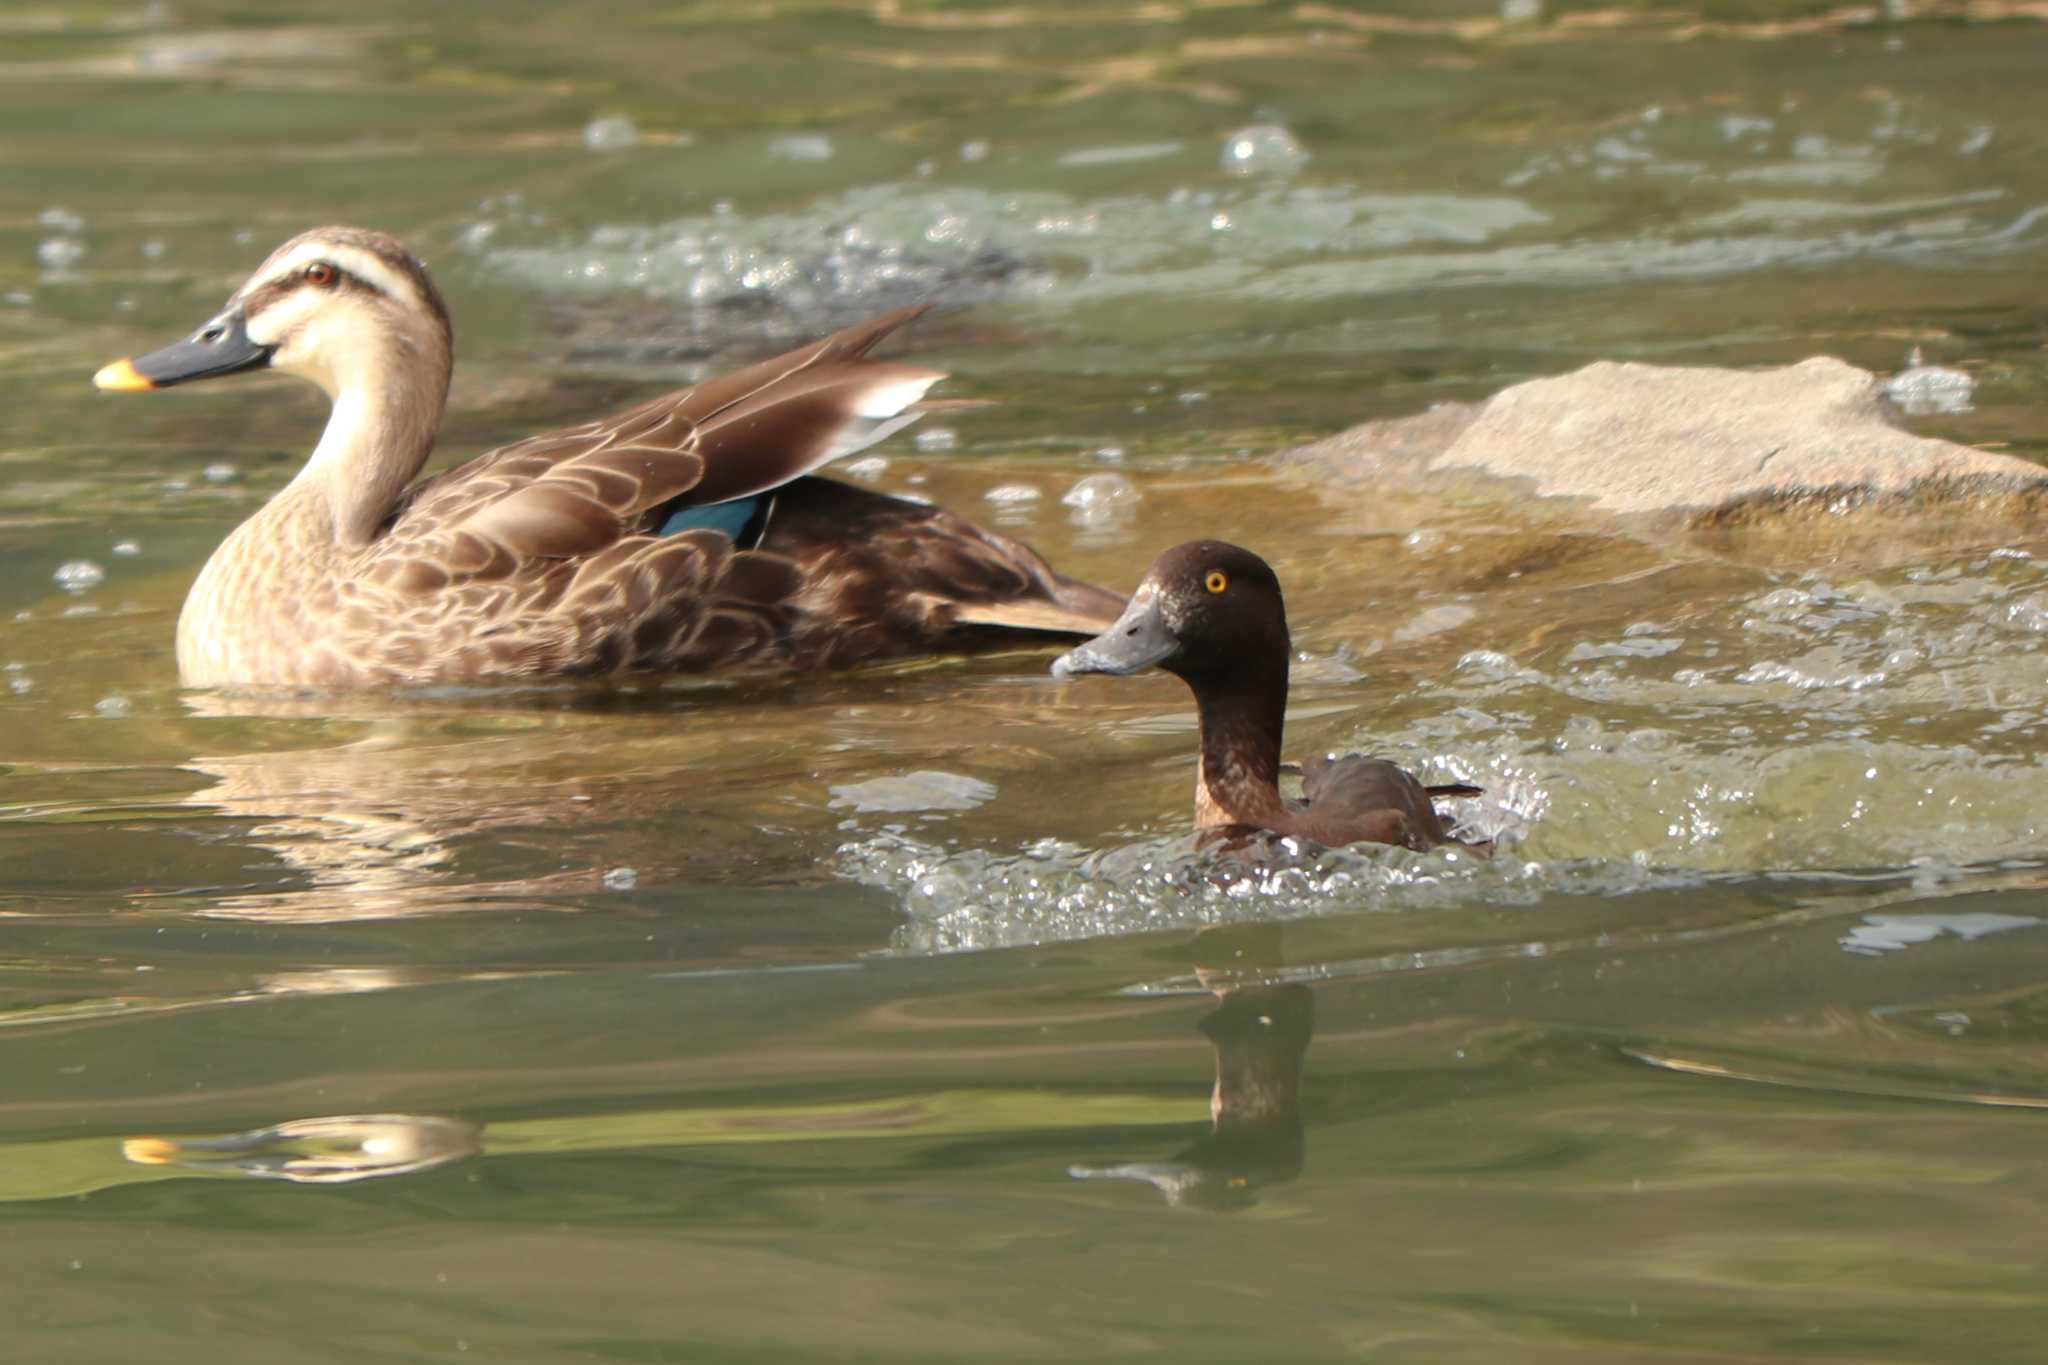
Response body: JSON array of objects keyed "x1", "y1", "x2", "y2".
[
  {"x1": 92, "y1": 226, "x2": 1122, "y2": 687},
  {"x1": 1052, "y1": 540, "x2": 1484, "y2": 852}
]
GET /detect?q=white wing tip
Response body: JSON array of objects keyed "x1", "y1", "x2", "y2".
[{"x1": 852, "y1": 374, "x2": 941, "y2": 419}]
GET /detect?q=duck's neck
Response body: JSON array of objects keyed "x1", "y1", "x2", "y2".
[
  {"x1": 289, "y1": 346, "x2": 448, "y2": 548},
  {"x1": 1190, "y1": 655, "x2": 1290, "y2": 830}
]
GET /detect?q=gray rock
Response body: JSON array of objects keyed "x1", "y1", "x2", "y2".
[{"x1": 1277, "y1": 356, "x2": 2047, "y2": 520}]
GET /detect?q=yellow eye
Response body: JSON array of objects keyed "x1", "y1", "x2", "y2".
[{"x1": 1204, "y1": 569, "x2": 1228, "y2": 595}]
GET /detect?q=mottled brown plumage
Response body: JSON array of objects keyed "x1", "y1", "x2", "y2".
[
  {"x1": 1051, "y1": 540, "x2": 1485, "y2": 853},
  {"x1": 92, "y1": 227, "x2": 1122, "y2": 687}
]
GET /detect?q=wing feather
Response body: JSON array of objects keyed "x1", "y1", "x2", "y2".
[
  {"x1": 367, "y1": 307, "x2": 936, "y2": 601},
  {"x1": 317, "y1": 308, "x2": 1126, "y2": 681}
]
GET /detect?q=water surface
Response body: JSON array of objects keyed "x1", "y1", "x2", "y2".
[{"x1": 4, "y1": 2, "x2": 2048, "y2": 1360}]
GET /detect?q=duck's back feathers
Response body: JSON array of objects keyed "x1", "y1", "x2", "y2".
[
  {"x1": 762, "y1": 477, "x2": 1125, "y2": 668},
  {"x1": 378, "y1": 306, "x2": 939, "y2": 579},
  {"x1": 275, "y1": 308, "x2": 1111, "y2": 683},
  {"x1": 1294, "y1": 753, "x2": 1486, "y2": 854}
]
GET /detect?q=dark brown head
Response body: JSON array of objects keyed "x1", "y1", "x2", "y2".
[
  {"x1": 1051, "y1": 540, "x2": 1291, "y2": 687},
  {"x1": 93, "y1": 226, "x2": 453, "y2": 402}
]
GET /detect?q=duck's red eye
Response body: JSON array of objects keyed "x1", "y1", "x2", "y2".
[{"x1": 304, "y1": 262, "x2": 337, "y2": 286}]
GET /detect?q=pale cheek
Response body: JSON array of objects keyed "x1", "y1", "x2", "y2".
[
  {"x1": 270, "y1": 319, "x2": 350, "y2": 394},
  {"x1": 267, "y1": 335, "x2": 326, "y2": 389}
]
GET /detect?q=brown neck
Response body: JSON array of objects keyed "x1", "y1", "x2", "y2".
[{"x1": 1189, "y1": 654, "x2": 1289, "y2": 830}]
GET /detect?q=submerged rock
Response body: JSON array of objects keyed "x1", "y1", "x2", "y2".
[{"x1": 1277, "y1": 356, "x2": 2047, "y2": 521}]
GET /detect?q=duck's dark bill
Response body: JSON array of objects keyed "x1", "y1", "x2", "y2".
[
  {"x1": 1050, "y1": 595, "x2": 1178, "y2": 680},
  {"x1": 93, "y1": 308, "x2": 272, "y2": 391}
]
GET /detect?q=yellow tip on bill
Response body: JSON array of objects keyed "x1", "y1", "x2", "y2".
[
  {"x1": 93, "y1": 358, "x2": 155, "y2": 391},
  {"x1": 121, "y1": 1137, "x2": 181, "y2": 1165}
]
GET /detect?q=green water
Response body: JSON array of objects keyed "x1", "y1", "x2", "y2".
[{"x1": 5, "y1": 2, "x2": 2048, "y2": 1360}]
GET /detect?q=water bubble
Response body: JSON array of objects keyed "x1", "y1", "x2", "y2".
[
  {"x1": 1092, "y1": 446, "x2": 1126, "y2": 464},
  {"x1": 601, "y1": 866, "x2": 638, "y2": 891},
  {"x1": 94, "y1": 696, "x2": 133, "y2": 718},
  {"x1": 1501, "y1": 0, "x2": 1542, "y2": 19},
  {"x1": 2002, "y1": 593, "x2": 2048, "y2": 633},
  {"x1": 960, "y1": 139, "x2": 990, "y2": 163},
  {"x1": 38, "y1": 207, "x2": 85, "y2": 233},
  {"x1": 7, "y1": 677, "x2": 30, "y2": 695},
  {"x1": 1393, "y1": 603, "x2": 1477, "y2": 642},
  {"x1": 829, "y1": 770, "x2": 997, "y2": 814},
  {"x1": 141, "y1": 237, "x2": 167, "y2": 261},
  {"x1": 1057, "y1": 142, "x2": 1183, "y2": 168},
  {"x1": 913, "y1": 427, "x2": 958, "y2": 452},
  {"x1": 841, "y1": 456, "x2": 888, "y2": 480},
  {"x1": 202, "y1": 462, "x2": 239, "y2": 484},
  {"x1": 1840, "y1": 911, "x2": 2039, "y2": 956},
  {"x1": 37, "y1": 238, "x2": 85, "y2": 272},
  {"x1": 984, "y1": 484, "x2": 1041, "y2": 505},
  {"x1": 1885, "y1": 352, "x2": 1974, "y2": 416},
  {"x1": 54, "y1": 560, "x2": 105, "y2": 592},
  {"x1": 1061, "y1": 472, "x2": 1139, "y2": 527},
  {"x1": 1564, "y1": 636, "x2": 1682, "y2": 663},
  {"x1": 837, "y1": 823, "x2": 1521, "y2": 954},
  {"x1": 1593, "y1": 136, "x2": 1654, "y2": 164},
  {"x1": 112, "y1": 540, "x2": 141, "y2": 556},
  {"x1": 1220, "y1": 123, "x2": 1308, "y2": 178},
  {"x1": 770, "y1": 133, "x2": 835, "y2": 161},
  {"x1": 1719, "y1": 114, "x2": 1775, "y2": 142},
  {"x1": 583, "y1": 115, "x2": 639, "y2": 151}
]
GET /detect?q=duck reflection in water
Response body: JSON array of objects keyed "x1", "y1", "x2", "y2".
[
  {"x1": 172, "y1": 689, "x2": 644, "y2": 922},
  {"x1": 122, "y1": 1113, "x2": 479, "y2": 1184},
  {"x1": 170, "y1": 687, "x2": 829, "y2": 924},
  {"x1": 1072, "y1": 925, "x2": 1313, "y2": 1211}
]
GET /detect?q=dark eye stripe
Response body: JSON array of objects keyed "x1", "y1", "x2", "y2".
[
  {"x1": 238, "y1": 276, "x2": 297, "y2": 315},
  {"x1": 242, "y1": 266, "x2": 389, "y2": 317}
]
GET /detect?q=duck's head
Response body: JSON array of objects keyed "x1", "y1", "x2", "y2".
[
  {"x1": 93, "y1": 226, "x2": 452, "y2": 402},
  {"x1": 1052, "y1": 539, "x2": 1290, "y2": 685}
]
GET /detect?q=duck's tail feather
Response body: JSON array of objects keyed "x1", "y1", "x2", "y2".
[{"x1": 1426, "y1": 782, "x2": 1485, "y2": 799}]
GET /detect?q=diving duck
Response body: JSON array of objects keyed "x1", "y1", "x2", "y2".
[
  {"x1": 1051, "y1": 540, "x2": 1484, "y2": 852},
  {"x1": 92, "y1": 226, "x2": 1123, "y2": 687}
]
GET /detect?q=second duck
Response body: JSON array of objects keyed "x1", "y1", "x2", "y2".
[{"x1": 1052, "y1": 540, "x2": 1485, "y2": 853}]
